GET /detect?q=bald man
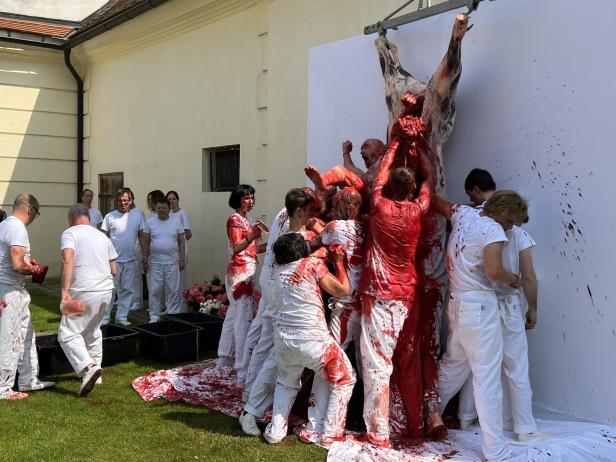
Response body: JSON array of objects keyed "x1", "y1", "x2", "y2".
[{"x1": 0, "y1": 193, "x2": 55, "y2": 400}]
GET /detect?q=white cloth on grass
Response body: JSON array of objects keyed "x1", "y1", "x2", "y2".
[
  {"x1": 0, "y1": 216, "x2": 30, "y2": 289},
  {"x1": 60, "y1": 224, "x2": 117, "y2": 297},
  {"x1": 59, "y1": 291, "x2": 113, "y2": 374}
]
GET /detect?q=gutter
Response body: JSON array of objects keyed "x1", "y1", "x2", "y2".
[{"x1": 63, "y1": 48, "x2": 84, "y2": 202}]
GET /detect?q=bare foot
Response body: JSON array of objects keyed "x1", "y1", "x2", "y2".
[
  {"x1": 304, "y1": 165, "x2": 326, "y2": 193},
  {"x1": 426, "y1": 410, "x2": 448, "y2": 440}
]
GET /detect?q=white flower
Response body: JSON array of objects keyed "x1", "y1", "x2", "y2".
[{"x1": 199, "y1": 300, "x2": 221, "y2": 314}]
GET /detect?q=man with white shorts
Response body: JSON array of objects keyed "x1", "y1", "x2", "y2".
[
  {"x1": 101, "y1": 188, "x2": 145, "y2": 326},
  {"x1": 141, "y1": 197, "x2": 185, "y2": 322},
  {"x1": 0, "y1": 193, "x2": 54, "y2": 400},
  {"x1": 58, "y1": 204, "x2": 117, "y2": 397}
]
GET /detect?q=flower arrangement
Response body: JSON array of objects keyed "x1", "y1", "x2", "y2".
[{"x1": 183, "y1": 277, "x2": 229, "y2": 317}]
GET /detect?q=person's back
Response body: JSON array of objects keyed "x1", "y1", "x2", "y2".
[{"x1": 61, "y1": 224, "x2": 115, "y2": 297}]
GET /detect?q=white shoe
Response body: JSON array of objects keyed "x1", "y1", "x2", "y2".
[
  {"x1": 18, "y1": 380, "x2": 55, "y2": 392},
  {"x1": 460, "y1": 418, "x2": 478, "y2": 429},
  {"x1": 239, "y1": 412, "x2": 261, "y2": 436},
  {"x1": 116, "y1": 320, "x2": 132, "y2": 327},
  {"x1": 263, "y1": 423, "x2": 284, "y2": 444},
  {"x1": 79, "y1": 366, "x2": 102, "y2": 397},
  {"x1": 517, "y1": 430, "x2": 550, "y2": 442},
  {"x1": 95, "y1": 377, "x2": 102, "y2": 385}
]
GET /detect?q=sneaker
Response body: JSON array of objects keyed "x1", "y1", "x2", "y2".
[
  {"x1": 116, "y1": 320, "x2": 132, "y2": 327},
  {"x1": 18, "y1": 380, "x2": 55, "y2": 392},
  {"x1": 239, "y1": 412, "x2": 261, "y2": 436},
  {"x1": 0, "y1": 390, "x2": 28, "y2": 400},
  {"x1": 517, "y1": 430, "x2": 550, "y2": 442},
  {"x1": 263, "y1": 424, "x2": 284, "y2": 444},
  {"x1": 298, "y1": 428, "x2": 321, "y2": 444},
  {"x1": 79, "y1": 366, "x2": 102, "y2": 397},
  {"x1": 95, "y1": 377, "x2": 102, "y2": 385}
]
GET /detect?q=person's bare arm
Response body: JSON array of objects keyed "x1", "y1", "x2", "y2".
[
  {"x1": 308, "y1": 235, "x2": 324, "y2": 253},
  {"x1": 318, "y1": 247, "x2": 350, "y2": 298},
  {"x1": 9, "y1": 246, "x2": 39, "y2": 275},
  {"x1": 141, "y1": 233, "x2": 151, "y2": 273},
  {"x1": 484, "y1": 242, "x2": 520, "y2": 287},
  {"x1": 519, "y1": 247, "x2": 538, "y2": 329},
  {"x1": 61, "y1": 248, "x2": 74, "y2": 302},
  {"x1": 109, "y1": 260, "x2": 117, "y2": 277},
  {"x1": 371, "y1": 140, "x2": 399, "y2": 209},
  {"x1": 178, "y1": 233, "x2": 186, "y2": 271},
  {"x1": 341, "y1": 140, "x2": 365, "y2": 177},
  {"x1": 430, "y1": 194, "x2": 454, "y2": 221}
]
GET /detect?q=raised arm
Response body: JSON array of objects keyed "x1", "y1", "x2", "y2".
[
  {"x1": 430, "y1": 194, "x2": 454, "y2": 221},
  {"x1": 371, "y1": 139, "x2": 400, "y2": 207},
  {"x1": 341, "y1": 140, "x2": 365, "y2": 177}
]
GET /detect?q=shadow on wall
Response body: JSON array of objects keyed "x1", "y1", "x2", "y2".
[{"x1": 0, "y1": 47, "x2": 78, "y2": 278}]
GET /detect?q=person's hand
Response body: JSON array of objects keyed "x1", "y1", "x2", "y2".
[
  {"x1": 61, "y1": 292, "x2": 70, "y2": 303},
  {"x1": 30, "y1": 257, "x2": 40, "y2": 266},
  {"x1": 342, "y1": 140, "x2": 353, "y2": 155},
  {"x1": 329, "y1": 245, "x2": 345, "y2": 263},
  {"x1": 247, "y1": 227, "x2": 261, "y2": 242},
  {"x1": 142, "y1": 261, "x2": 149, "y2": 274},
  {"x1": 510, "y1": 273, "x2": 522, "y2": 289},
  {"x1": 179, "y1": 261, "x2": 186, "y2": 271},
  {"x1": 525, "y1": 309, "x2": 537, "y2": 330}
]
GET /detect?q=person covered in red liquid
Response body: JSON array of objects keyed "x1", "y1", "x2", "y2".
[
  {"x1": 300, "y1": 187, "x2": 365, "y2": 443},
  {"x1": 358, "y1": 92, "x2": 435, "y2": 448},
  {"x1": 263, "y1": 233, "x2": 356, "y2": 446},
  {"x1": 217, "y1": 185, "x2": 266, "y2": 370}
]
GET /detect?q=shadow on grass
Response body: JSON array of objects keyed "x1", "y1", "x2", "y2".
[{"x1": 161, "y1": 410, "x2": 245, "y2": 435}]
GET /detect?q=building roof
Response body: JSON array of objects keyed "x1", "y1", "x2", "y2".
[{"x1": 0, "y1": 0, "x2": 169, "y2": 49}]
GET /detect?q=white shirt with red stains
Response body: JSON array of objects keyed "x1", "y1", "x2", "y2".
[
  {"x1": 494, "y1": 225, "x2": 535, "y2": 296},
  {"x1": 0, "y1": 216, "x2": 30, "y2": 289},
  {"x1": 320, "y1": 219, "x2": 364, "y2": 304},
  {"x1": 270, "y1": 257, "x2": 330, "y2": 340},
  {"x1": 258, "y1": 208, "x2": 289, "y2": 290},
  {"x1": 226, "y1": 212, "x2": 258, "y2": 291},
  {"x1": 447, "y1": 205, "x2": 507, "y2": 293}
]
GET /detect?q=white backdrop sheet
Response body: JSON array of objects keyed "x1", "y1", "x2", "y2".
[{"x1": 307, "y1": 0, "x2": 616, "y2": 425}]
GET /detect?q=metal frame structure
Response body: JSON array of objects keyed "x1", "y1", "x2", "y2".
[{"x1": 364, "y1": 0, "x2": 492, "y2": 35}]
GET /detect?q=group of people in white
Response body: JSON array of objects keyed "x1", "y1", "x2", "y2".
[
  {"x1": 217, "y1": 138, "x2": 547, "y2": 460},
  {"x1": 0, "y1": 187, "x2": 191, "y2": 398}
]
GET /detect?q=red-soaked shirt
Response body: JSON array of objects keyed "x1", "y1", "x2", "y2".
[
  {"x1": 226, "y1": 213, "x2": 257, "y2": 289},
  {"x1": 359, "y1": 161, "x2": 430, "y2": 301}
]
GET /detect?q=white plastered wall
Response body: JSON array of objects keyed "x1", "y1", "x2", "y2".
[{"x1": 307, "y1": 0, "x2": 616, "y2": 424}]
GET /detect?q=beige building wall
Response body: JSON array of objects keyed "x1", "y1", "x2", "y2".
[
  {"x1": 72, "y1": 0, "x2": 430, "y2": 283},
  {"x1": 0, "y1": 44, "x2": 77, "y2": 277}
]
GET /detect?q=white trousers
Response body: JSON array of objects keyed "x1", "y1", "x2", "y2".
[
  {"x1": 147, "y1": 261, "x2": 181, "y2": 322},
  {"x1": 178, "y1": 258, "x2": 188, "y2": 311},
  {"x1": 438, "y1": 290, "x2": 511, "y2": 462},
  {"x1": 264, "y1": 335, "x2": 356, "y2": 441},
  {"x1": 105, "y1": 260, "x2": 141, "y2": 324},
  {"x1": 307, "y1": 298, "x2": 361, "y2": 435},
  {"x1": 0, "y1": 285, "x2": 41, "y2": 397},
  {"x1": 217, "y1": 275, "x2": 254, "y2": 369},
  {"x1": 244, "y1": 345, "x2": 277, "y2": 419},
  {"x1": 360, "y1": 296, "x2": 409, "y2": 442},
  {"x1": 458, "y1": 293, "x2": 538, "y2": 434},
  {"x1": 58, "y1": 291, "x2": 113, "y2": 374},
  {"x1": 130, "y1": 257, "x2": 143, "y2": 311}
]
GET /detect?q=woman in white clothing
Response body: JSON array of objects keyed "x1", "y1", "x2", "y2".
[{"x1": 167, "y1": 191, "x2": 192, "y2": 308}]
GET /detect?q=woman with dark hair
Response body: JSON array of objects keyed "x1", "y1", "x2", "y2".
[
  {"x1": 218, "y1": 184, "x2": 266, "y2": 370},
  {"x1": 167, "y1": 191, "x2": 191, "y2": 309}
]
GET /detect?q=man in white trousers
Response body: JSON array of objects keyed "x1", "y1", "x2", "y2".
[
  {"x1": 58, "y1": 204, "x2": 117, "y2": 397},
  {"x1": 141, "y1": 197, "x2": 185, "y2": 322},
  {"x1": 101, "y1": 188, "x2": 145, "y2": 326},
  {"x1": 0, "y1": 193, "x2": 54, "y2": 400},
  {"x1": 432, "y1": 190, "x2": 529, "y2": 462},
  {"x1": 239, "y1": 188, "x2": 315, "y2": 437},
  {"x1": 263, "y1": 233, "x2": 356, "y2": 446}
]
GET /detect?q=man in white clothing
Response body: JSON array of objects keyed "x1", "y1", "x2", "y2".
[
  {"x1": 81, "y1": 189, "x2": 103, "y2": 230},
  {"x1": 0, "y1": 193, "x2": 54, "y2": 400},
  {"x1": 141, "y1": 198, "x2": 185, "y2": 322},
  {"x1": 127, "y1": 188, "x2": 146, "y2": 312},
  {"x1": 432, "y1": 190, "x2": 528, "y2": 462},
  {"x1": 101, "y1": 188, "x2": 145, "y2": 326},
  {"x1": 58, "y1": 204, "x2": 117, "y2": 397}
]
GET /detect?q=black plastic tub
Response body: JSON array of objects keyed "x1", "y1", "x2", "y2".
[
  {"x1": 36, "y1": 334, "x2": 72, "y2": 375},
  {"x1": 163, "y1": 312, "x2": 223, "y2": 352},
  {"x1": 133, "y1": 320, "x2": 201, "y2": 364},
  {"x1": 101, "y1": 324, "x2": 139, "y2": 367}
]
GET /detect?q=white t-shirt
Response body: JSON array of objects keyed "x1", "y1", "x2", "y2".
[
  {"x1": 88, "y1": 207, "x2": 103, "y2": 228},
  {"x1": 144, "y1": 216, "x2": 184, "y2": 264},
  {"x1": 170, "y1": 209, "x2": 190, "y2": 259},
  {"x1": 270, "y1": 257, "x2": 330, "y2": 340},
  {"x1": 447, "y1": 205, "x2": 507, "y2": 293},
  {"x1": 495, "y1": 226, "x2": 536, "y2": 296},
  {"x1": 259, "y1": 208, "x2": 289, "y2": 290},
  {"x1": 320, "y1": 219, "x2": 364, "y2": 304},
  {"x1": 0, "y1": 216, "x2": 30, "y2": 288},
  {"x1": 60, "y1": 224, "x2": 117, "y2": 297},
  {"x1": 101, "y1": 210, "x2": 145, "y2": 262}
]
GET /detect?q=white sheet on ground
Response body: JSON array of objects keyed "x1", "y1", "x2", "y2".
[{"x1": 327, "y1": 419, "x2": 616, "y2": 461}]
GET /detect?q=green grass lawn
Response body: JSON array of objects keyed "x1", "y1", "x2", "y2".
[{"x1": 0, "y1": 289, "x2": 325, "y2": 462}]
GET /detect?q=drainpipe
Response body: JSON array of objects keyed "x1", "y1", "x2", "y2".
[{"x1": 63, "y1": 48, "x2": 84, "y2": 202}]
